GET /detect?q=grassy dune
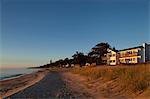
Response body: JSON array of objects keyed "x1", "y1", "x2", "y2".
[{"x1": 72, "y1": 64, "x2": 150, "y2": 94}]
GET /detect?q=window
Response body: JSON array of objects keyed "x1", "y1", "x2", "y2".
[
  {"x1": 113, "y1": 60, "x2": 115, "y2": 62},
  {"x1": 113, "y1": 54, "x2": 116, "y2": 56},
  {"x1": 133, "y1": 58, "x2": 135, "y2": 61}
]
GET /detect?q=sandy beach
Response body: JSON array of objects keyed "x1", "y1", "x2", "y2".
[
  {"x1": 7, "y1": 69, "x2": 91, "y2": 99},
  {"x1": 0, "y1": 69, "x2": 49, "y2": 99},
  {"x1": 0, "y1": 68, "x2": 149, "y2": 99},
  {"x1": 0, "y1": 68, "x2": 131, "y2": 99},
  {"x1": 1, "y1": 68, "x2": 97, "y2": 98}
]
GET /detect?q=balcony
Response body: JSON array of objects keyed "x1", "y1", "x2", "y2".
[{"x1": 119, "y1": 52, "x2": 139, "y2": 58}]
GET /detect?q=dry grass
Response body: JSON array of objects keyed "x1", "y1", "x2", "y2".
[{"x1": 71, "y1": 64, "x2": 150, "y2": 93}]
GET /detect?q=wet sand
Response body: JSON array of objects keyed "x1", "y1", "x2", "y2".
[{"x1": 0, "y1": 69, "x2": 48, "y2": 99}]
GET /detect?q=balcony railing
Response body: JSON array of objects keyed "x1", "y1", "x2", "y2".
[{"x1": 119, "y1": 52, "x2": 139, "y2": 58}]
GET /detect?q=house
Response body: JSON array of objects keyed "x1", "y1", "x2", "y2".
[
  {"x1": 107, "y1": 43, "x2": 150, "y2": 65},
  {"x1": 107, "y1": 48, "x2": 119, "y2": 65},
  {"x1": 118, "y1": 46, "x2": 143, "y2": 64},
  {"x1": 118, "y1": 43, "x2": 150, "y2": 64}
]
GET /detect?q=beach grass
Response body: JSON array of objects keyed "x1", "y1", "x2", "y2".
[{"x1": 71, "y1": 64, "x2": 150, "y2": 93}]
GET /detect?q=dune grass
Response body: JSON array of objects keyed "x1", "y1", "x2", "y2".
[{"x1": 72, "y1": 64, "x2": 150, "y2": 93}]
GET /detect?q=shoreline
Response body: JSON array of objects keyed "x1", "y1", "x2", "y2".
[
  {"x1": 0, "y1": 74, "x2": 24, "y2": 82},
  {"x1": 0, "y1": 68, "x2": 41, "y2": 81},
  {"x1": 0, "y1": 68, "x2": 49, "y2": 98}
]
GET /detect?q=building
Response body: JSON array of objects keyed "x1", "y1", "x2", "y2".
[
  {"x1": 107, "y1": 48, "x2": 119, "y2": 65},
  {"x1": 107, "y1": 43, "x2": 150, "y2": 65},
  {"x1": 144, "y1": 43, "x2": 150, "y2": 62},
  {"x1": 118, "y1": 46, "x2": 143, "y2": 64},
  {"x1": 118, "y1": 43, "x2": 150, "y2": 64}
]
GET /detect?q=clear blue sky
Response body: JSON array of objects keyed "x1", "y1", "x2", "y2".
[{"x1": 1, "y1": 0, "x2": 149, "y2": 68}]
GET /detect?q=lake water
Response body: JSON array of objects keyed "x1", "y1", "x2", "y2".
[{"x1": 0, "y1": 68, "x2": 40, "y2": 80}]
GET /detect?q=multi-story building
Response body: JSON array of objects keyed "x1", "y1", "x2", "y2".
[
  {"x1": 119, "y1": 46, "x2": 143, "y2": 64},
  {"x1": 107, "y1": 48, "x2": 119, "y2": 65},
  {"x1": 107, "y1": 43, "x2": 150, "y2": 65}
]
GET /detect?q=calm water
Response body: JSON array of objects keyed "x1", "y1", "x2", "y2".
[{"x1": 0, "y1": 68, "x2": 40, "y2": 80}]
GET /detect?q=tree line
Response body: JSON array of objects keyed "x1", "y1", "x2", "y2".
[{"x1": 39, "y1": 42, "x2": 112, "y2": 68}]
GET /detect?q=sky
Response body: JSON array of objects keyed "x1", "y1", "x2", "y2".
[{"x1": 1, "y1": 0, "x2": 149, "y2": 68}]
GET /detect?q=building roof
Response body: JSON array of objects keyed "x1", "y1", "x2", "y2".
[
  {"x1": 107, "y1": 48, "x2": 118, "y2": 52},
  {"x1": 119, "y1": 46, "x2": 143, "y2": 51}
]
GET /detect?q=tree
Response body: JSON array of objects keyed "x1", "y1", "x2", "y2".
[
  {"x1": 112, "y1": 46, "x2": 118, "y2": 52},
  {"x1": 64, "y1": 58, "x2": 71, "y2": 67},
  {"x1": 94, "y1": 42, "x2": 110, "y2": 56},
  {"x1": 85, "y1": 55, "x2": 95, "y2": 65},
  {"x1": 72, "y1": 51, "x2": 86, "y2": 67},
  {"x1": 53, "y1": 59, "x2": 64, "y2": 67},
  {"x1": 50, "y1": 59, "x2": 52, "y2": 64},
  {"x1": 88, "y1": 42, "x2": 111, "y2": 64}
]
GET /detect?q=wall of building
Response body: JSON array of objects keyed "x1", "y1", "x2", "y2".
[
  {"x1": 119, "y1": 48, "x2": 143, "y2": 64},
  {"x1": 107, "y1": 51, "x2": 117, "y2": 65},
  {"x1": 145, "y1": 43, "x2": 150, "y2": 62},
  {"x1": 148, "y1": 44, "x2": 150, "y2": 61},
  {"x1": 138, "y1": 48, "x2": 145, "y2": 63},
  {"x1": 106, "y1": 43, "x2": 150, "y2": 66}
]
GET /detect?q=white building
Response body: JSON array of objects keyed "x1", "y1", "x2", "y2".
[
  {"x1": 107, "y1": 49, "x2": 119, "y2": 65},
  {"x1": 107, "y1": 43, "x2": 150, "y2": 65}
]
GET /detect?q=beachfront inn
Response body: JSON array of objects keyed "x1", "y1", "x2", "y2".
[
  {"x1": 107, "y1": 48, "x2": 119, "y2": 65},
  {"x1": 107, "y1": 43, "x2": 150, "y2": 65}
]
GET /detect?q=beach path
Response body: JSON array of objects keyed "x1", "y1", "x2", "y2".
[
  {"x1": 9, "y1": 71, "x2": 74, "y2": 99},
  {"x1": 6, "y1": 69, "x2": 129, "y2": 99}
]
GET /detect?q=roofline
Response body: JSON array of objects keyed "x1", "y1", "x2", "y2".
[
  {"x1": 107, "y1": 48, "x2": 118, "y2": 52},
  {"x1": 119, "y1": 46, "x2": 143, "y2": 51}
]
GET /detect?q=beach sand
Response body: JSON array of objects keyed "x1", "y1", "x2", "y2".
[
  {"x1": 0, "y1": 68, "x2": 149, "y2": 99},
  {"x1": 0, "y1": 69, "x2": 49, "y2": 99},
  {"x1": 6, "y1": 69, "x2": 129, "y2": 99},
  {"x1": 9, "y1": 69, "x2": 90, "y2": 99}
]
